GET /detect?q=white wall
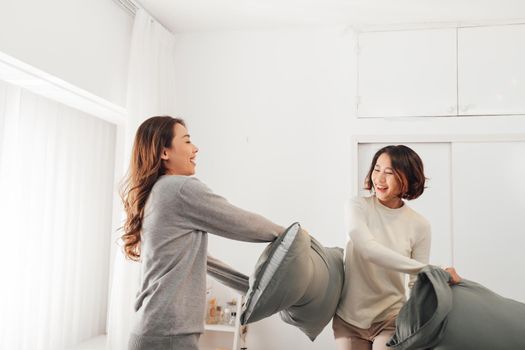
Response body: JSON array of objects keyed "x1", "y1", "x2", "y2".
[
  {"x1": 173, "y1": 27, "x2": 357, "y2": 349},
  {"x1": 172, "y1": 25, "x2": 525, "y2": 349},
  {"x1": 0, "y1": 0, "x2": 133, "y2": 106}
]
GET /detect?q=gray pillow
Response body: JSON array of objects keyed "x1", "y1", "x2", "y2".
[
  {"x1": 387, "y1": 265, "x2": 525, "y2": 350},
  {"x1": 240, "y1": 222, "x2": 344, "y2": 341}
]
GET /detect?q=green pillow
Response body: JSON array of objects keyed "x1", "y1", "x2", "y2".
[
  {"x1": 387, "y1": 265, "x2": 525, "y2": 350},
  {"x1": 240, "y1": 223, "x2": 344, "y2": 341}
]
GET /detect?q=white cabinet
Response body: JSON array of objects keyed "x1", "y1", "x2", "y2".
[
  {"x1": 458, "y1": 24, "x2": 525, "y2": 115},
  {"x1": 357, "y1": 29, "x2": 457, "y2": 118},
  {"x1": 452, "y1": 142, "x2": 525, "y2": 303},
  {"x1": 358, "y1": 24, "x2": 525, "y2": 118}
]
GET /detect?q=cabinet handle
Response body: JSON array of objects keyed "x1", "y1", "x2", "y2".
[{"x1": 460, "y1": 104, "x2": 475, "y2": 113}]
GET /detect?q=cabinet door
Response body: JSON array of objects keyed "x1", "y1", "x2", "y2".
[
  {"x1": 357, "y1": 29, "x2": 457, "y2": 118},
  {"x1": 357, "y1": 142, "x2": 452, "y2": 267},
  {"x1": 452, "y1": 142, "x2": 525, "y2": 303},
  {"x1": 458, "y1": 24, "x2": 525, "y2": 115}
]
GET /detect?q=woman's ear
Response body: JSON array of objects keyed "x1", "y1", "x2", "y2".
[{"x1": 160, "y1": 148, "x2": 169, "y2": 161}]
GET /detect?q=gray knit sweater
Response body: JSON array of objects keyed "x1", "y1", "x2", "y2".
[{"x1": 130, "y1": 175, "x2": 283, "y2": 342}]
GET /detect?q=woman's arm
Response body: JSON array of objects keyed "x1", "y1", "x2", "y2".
[
  {"x1": 179, "y1": 177, "x2": 284, "y2": 242},
  {"x1": 347, "y1": 198, "x2": 427, "y2": 274},
  {"x1": 408, "y1": 222, "x2": 431, "y2": 288}
]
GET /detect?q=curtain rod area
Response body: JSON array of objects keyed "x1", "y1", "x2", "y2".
[{"x1": 113, "y1": 0, "x2": 139, "y2": 16}]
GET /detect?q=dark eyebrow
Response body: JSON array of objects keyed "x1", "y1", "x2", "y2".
[{"x1": 374, "y1": 164, "x2": 394, "y2": 171}]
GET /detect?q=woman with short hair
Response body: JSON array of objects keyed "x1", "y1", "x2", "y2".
[{"x1": 334, "y1": 145, "x2": 460, "y2": 350}]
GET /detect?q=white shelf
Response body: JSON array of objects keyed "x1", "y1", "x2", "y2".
[
  {"x1": 66, "y1": 335, "x2": 106, "y2": 350},
  {"x1": 202, "y1": 293, "x2": 243, "y2": 350},
  {"x1": 204, "y1": 324, "x2": 236, "y2": 333}
]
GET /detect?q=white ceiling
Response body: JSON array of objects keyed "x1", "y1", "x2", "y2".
[{"x1": 137, "y1": 0, "x2": 525, "y2": 33}]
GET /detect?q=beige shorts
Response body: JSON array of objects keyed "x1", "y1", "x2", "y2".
[{"x1": 332, "y1": 314, "x2": 396, "y2": 342}]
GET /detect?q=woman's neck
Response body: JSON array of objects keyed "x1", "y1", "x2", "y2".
[{"x1": 377, "y1": 196, "x2": 404, "y2": 209}]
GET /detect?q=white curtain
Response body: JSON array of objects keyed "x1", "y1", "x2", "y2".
[
  {"x1": 0, "y1": 79, "x2": 117, "y2": 349},
  {"x1": 106, "y1": 8, "x2": 177, "y2": 350}
]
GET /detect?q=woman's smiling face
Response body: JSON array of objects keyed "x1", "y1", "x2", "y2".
[
  {"x1": 161, "y1": 123, "x2": 199, "y2": 176},
  {"x1": 371, "y1": 153, "x2": 403, "y2": 208}
]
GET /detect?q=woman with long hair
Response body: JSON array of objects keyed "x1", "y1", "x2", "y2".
[
  {"x1": 333, "y1": 145, "x2": 460, "y2": 350},
  {"x1": 121, "y1": 116, "x2": 284, "y2": 350}
]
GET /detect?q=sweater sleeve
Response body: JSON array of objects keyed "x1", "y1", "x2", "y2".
[
  {"x1": 408, "y1": 221, "x2": 431, "y2": 288},
  {"x1": 347, "y1": 197, "x2": 427, "y2": 274},
  {"x1": 178, "y1": 177, "x2": 284, "y2": 242}
]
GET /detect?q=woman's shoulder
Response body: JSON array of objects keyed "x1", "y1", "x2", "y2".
[
  {"x1": 350, "y1": 195, "x2": 374, "y2": 205},
  {"x1": 346, "y1": 195, "x2": 375, "y2": 213},
  {"x1": 157, "y1": 175, "x2": 213, "y2": 197},
  {"x1": 404, "y1": 205, "x2": 431, "y2": 230},
  {"x1": 155, "y1": 174, "x2": 186, "y2": 186},
  {"x1": 154, "y1": 175, "x2": 201, "y2": 193}
]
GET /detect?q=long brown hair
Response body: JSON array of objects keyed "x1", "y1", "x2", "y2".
[{"x1": 120, "y1": 116, "x2": 185, "y2": 261}]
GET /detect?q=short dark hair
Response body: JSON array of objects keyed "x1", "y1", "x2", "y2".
[{"x1": 364, "y1": 145, "x2": 427, "y2": 200}]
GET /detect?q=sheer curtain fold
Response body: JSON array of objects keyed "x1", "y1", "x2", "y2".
[
  {"x1": 126, "y1": 9, "x2": 177, "y2": 129},
  {"x1": 0, "y1": 79, "x2": 117, "y2": 350},
  {"x1": 106, "y1": 8, "x2": 178, "y2": 350}
]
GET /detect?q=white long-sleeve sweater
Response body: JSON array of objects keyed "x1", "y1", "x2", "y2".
[{"x1": 336, "y1": 195, "x2": 431, "y2": 329}]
